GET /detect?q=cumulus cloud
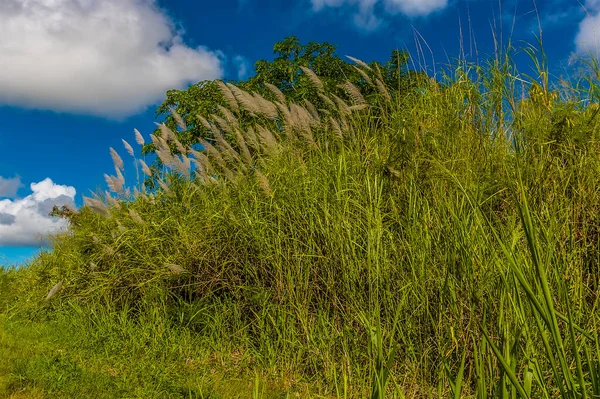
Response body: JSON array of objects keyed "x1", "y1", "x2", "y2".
[
  {"x1": 312, "y1": 0, "x2": 448, "y2": 30},
  {"x1": 575, "y1": 2, "x2": 600, "y2": 57},
  {"x1": 0, "y1": 178, "x2": 76, "y2": 247},
  {"x1": 0, "y1": 176, "x2": 23, "y2": 198},
  {"x1": 0, "y1": 0, "x2": 224, "y2": 119}
]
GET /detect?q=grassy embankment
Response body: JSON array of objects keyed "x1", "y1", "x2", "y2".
[{"x1": 1, "y1": 43, "x2": 599, "y2": 398}]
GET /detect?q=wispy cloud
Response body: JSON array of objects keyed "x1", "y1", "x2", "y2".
[
  {"x1": 232, "y1": 55, "x2": 251, "y2": 80},
  {"x1": 0, "y1": 0, "x2": 224, "y2": 120},
  {"x1": 0, "y1": 178, "x2": 76, "y2": 246},
  {"x1": 311, "y1": 0, "x2": 449, "y2": 30}
]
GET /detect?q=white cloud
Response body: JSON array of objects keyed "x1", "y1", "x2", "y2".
[
  {"x1": 0, "y1": 0, "x2": 224, "y2": 120},
  {"x1": 311, "y1": 0, "x2": 449, "y2": 30},
  {"x1": 575, "y1": 5, "x2": 600, "y2": 57},
  {"x1": 384, "y1": 0, "x2": 448, "y2": 17},
  {"x1": 0, "y1": 176, "x2": 23, "y2": 198},
  {"x1": 0, "y1": 178, "x2": 76, "y2": 246}
]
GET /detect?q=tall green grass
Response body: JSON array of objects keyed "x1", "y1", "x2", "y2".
[{"x1": 3, "y1": 43, "x2": 600, "y2": 397}]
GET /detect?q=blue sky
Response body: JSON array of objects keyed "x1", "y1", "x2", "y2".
[{"x1": 0, "y1": 0, "x2": 597, "y2": 267}]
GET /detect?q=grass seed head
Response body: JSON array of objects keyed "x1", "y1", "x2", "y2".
[
  {"x1": 134, "y1": 128, "x2": 145, "y2": 145},
  {"x1": 122, "y1": 139, "x2": 135, "y2": 157},
  {"x1": 109, "y1": 148, "x2": 124, "y2": 170},
  {"x1": 300, "y1": 66, "x2": 324, "y2": 92},
  {"x1": 45, "y1": 281, "x2": 63, "y2": 301}
]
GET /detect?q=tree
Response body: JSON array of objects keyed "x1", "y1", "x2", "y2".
[{"x1": 141, "y1": 36, "x2": 416, "y2": 179}]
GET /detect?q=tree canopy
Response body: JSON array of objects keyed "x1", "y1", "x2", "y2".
[{"x1": 141, "y1": 36, "x2": 431, "y2": 181}]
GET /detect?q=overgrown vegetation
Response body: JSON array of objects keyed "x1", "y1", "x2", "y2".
[{"x1": 1, "y1": 37, "x2": 599, "y2": 398}]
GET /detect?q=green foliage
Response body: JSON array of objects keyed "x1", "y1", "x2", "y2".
[
  {"x1": 142, "y1": 37, "x2": 413, "y2": 176},
  {"x1": 2, "y1": 39, "x2": 600, "y2": 397}
]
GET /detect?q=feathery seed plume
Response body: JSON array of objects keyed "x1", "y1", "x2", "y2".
[
  {"x1": 217, "y1": 105, "x2": 240, "y2": 129},
  {"x1": 211, "y1": 113, "x2": 233, "y2": 133},
  {"x1": 139, "y1": 159, "x2": 152, "y2": 177},
  {"x1": 300, "y1": 66, "x2": 324, "y2": 92},
  {"x1": 110, "y1": 147, "x2": 124, "y2": 170},
  {"x1": 158, "y1": 123, "x2": 177, "y2": 143},
  {"x1": 157, "y1": 178, "x2": 172, "y2": 196},
  {"x1": 45, "y1": 281, "x2": 63, "y2": 300},
  {"x1": 134, "y1": 128, "x2": 145, "y2": 145},
  {"x1": 304, "y1": 100, "x2": 320, "y2": 120},
  {"x1": 128, "y1": 209, "x2": 145, "y2": 225},
  {"x1": 244, "y1": 126, "x2": 260, "y2": 150},
  {"x1": 227, "y1": 84, "x2": 261, "y2": 114},
  {"x1": 197, "y1": 115, "x2": 212, "y2": 130},
  {"x1": 234, "y1": 129, "x2": 252, "y2": 164},
  {"x1": 353, "y1": 66, "x2": 373, "y2": 86},
  {"x1": 165, "y1": 263, "x2": 186, "y2": 275},
  {"x1": 169, "y1": 106, "x2": 187, "y2": 131},
  {"x1": 104, "y1": 192, "x2": 120, "y2": 208},
  {"x1": 217, "y1": 80, "x2": 240, "y2": 112},
  {"x1": 256, "y1": 125, "x2": 279, "y2": 154},
  {"x1": 264, "y1": 82, "x2": 286, "y2": 104},
  {"x1": 116, "y1": 221, "x2": 127, "y2": 233},
  {"x1": 376, "y1": 78, "x2": 391, "y2": 101},
  {"x1": 83, "y1": 196, "x2": 111, "y2": 218},
  {"x1": 348, "y1": 104, "x2": 369, "y2": 112},
  {"x1": 346, "y1": 55, "x2": 372, "y2": 70},
  {"x1": 331, "y1": 94, "x2": 351, "y2": 115},
  {"x1": 318, "y1": 93, "x2": 337, "y2": 109},
  {"x1": 330, "y1": 117, "x2": 343, "y2": 140},
  {"x1": 339, "y1": 82, "x2": 366, "y2": 105},
  {"x1": 255, "y1": 170, "x2": 272, "y2": 196},
  {"x1": 122, "y1": 139, "x2": 135, "y2": 157}
]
